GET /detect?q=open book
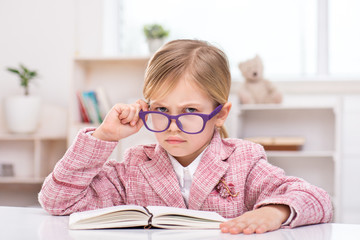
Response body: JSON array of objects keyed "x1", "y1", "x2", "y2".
[{"x1": 69, "y1": 205, "x2": 226, "y2": 230}]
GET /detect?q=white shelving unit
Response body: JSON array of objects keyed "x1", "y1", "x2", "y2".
[
  {"x1": 236, "y1": 101, "x2": 342, "y2": 221},
  {"x1": 0, "y1": 135, "x2": 66, "y2": 183},
  {"x1": 69, "y1": 57, "x2": 157, "y2": 160},
  {"x1": 0, "y1": 104, "x2": 67, "y2": 206}
]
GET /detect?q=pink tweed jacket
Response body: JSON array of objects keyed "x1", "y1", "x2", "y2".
[{"x1": 38, "y1": 128, "x2": 333, "y2": 228}]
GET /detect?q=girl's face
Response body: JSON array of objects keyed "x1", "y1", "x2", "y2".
[{"x1": 149, "y1": 77, "x2": 219, "y2": 166}]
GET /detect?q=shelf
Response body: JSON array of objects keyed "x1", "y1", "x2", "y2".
[
  {"x1": 239, "y1": 104, "x2": 336, "y2": 111},
  {"x1": 74, "y1": 56, "x2": 150, "y2": 63},
  {"x1": 0, "y1": 177, "x2": 45, "y2": 184},
  {"x1": 72, "y1": 122, "x2": 99, "y2": 129},
  {"x1": 0, "y1": 133, "x2": 66, "y2": 141},
  {"x1": 266, "y1": 151, "x2": 335, "y2": 158}
]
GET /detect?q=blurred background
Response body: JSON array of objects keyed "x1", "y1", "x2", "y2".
[{"x1": 0, "y1": 0, "x2": 360, "y2": 225}]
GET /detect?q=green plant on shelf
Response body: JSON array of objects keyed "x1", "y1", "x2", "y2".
[
  {"x1": 143, "y1": 24, "x2": 169, "y2": 39},
  {"x1": 7, "y1": 64, "x2": 38, "y2": 96}
]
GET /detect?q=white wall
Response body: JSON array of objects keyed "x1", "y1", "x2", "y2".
[
  {"x1": 0, "y1": 0, "x2": 104, "y2": 107},
  {"x1": 0, "y1": 0, "x2": 104, "y2": 206},
  {"x1": 0, "y1": 0, "x2": 76, "y2": 107}
]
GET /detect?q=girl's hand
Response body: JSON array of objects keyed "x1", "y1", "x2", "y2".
[
  {"x1": 220, "y1": 204, "x2": 290, "y2": 234},
  {"x1": 92, "y1": 99, "x2": 148, "y2": 141}
]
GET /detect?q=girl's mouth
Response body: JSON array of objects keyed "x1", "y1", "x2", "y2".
[{"x1": 165, "y1": 136, "x2": 186, "y2": 144}]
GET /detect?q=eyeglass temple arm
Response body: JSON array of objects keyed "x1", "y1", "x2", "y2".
[{"x1": 209, "y1": 104, "x2": 223, "y2": 119}]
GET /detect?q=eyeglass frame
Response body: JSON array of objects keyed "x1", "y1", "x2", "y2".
[{"x1": 139, "y1": 104, "x2": 223, "y2": 134}]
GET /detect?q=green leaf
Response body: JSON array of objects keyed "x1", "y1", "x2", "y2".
[
  {"x1": 20, "y1": 64, "x2": 27, "y2": 71},
  {"x1": 29, "y1": 71, "x2": 37, "y2": 78},
  {"x1": 7, "y1": 68, "x2": 20, "y2": 75},
  {"x1": 7, "y1": 64, "x2": 38, "y2": 95},
  {"x1": 22, "y1": 65, "x2": 29, "y2": 75}
]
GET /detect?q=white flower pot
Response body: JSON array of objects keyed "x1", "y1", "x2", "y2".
[
  {"x1": 147, "y1": 38, "x2": 165, "y2": 54},
  {"x1": 4, "y1": 95, "x2": 41, "y2": 133}
]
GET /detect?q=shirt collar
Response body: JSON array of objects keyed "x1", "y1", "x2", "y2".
[{"x1": 168, "y1": 147, "x2": 207, "y2": 185}]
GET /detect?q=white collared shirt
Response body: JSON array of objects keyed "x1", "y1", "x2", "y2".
[{"x1": 168, "y1": 148, "x2": 206, "y2": 207}]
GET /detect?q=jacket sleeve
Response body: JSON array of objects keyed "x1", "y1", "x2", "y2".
[
  {"x1": 244, "y1": 143, "x2": 333, "y2": 228},
  {"x1": 38, "y1": 128, "x2": 127, "y2": 215}
]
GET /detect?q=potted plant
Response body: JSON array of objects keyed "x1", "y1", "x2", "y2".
[
  {"x1": 4, "y1": 64, "x2": 41, "y2": 133},
  {"x1": 143, "y1": 24, "x2": 170, "y2": 54}
]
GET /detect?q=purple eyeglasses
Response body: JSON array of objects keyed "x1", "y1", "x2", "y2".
[{"x1": 139, "y1": 105, "x2": 223, "y2": 134}]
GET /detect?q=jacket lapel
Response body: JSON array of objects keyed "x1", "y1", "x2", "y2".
[
  {"x1": 139, "y1": 145, "x2": 186, "y2": 208},
  {"x1": 188, "y1": 130, "x2": 234, "y2": 210}
]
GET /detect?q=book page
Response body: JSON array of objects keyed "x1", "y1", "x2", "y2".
[
  {"x1": 147, "y1": 206, "x2": 225, "y2": 221},
  {"x1": 69, "y1": 205, "x2": 148, "y2": 229},
  {"x1": 147, "y1": 206, "x2": 226, "y2": 229}
]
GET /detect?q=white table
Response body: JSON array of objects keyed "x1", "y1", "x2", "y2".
[{"x1": 1, "y1": 206, "x2": 360, "y2": 240}]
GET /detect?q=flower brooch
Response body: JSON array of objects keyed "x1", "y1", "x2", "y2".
[{"x1": 215, "y1": 178, "x2": 239, "y2": 199}]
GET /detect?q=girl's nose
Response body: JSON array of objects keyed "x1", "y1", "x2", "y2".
[{"x1": 168, "y1": 119, "x2": 181, "y2": 132}]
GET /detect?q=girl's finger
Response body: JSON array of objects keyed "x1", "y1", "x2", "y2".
[
  {"x1": 220, "y1": 226, "x2": 230, "y2": 233},
  {"x1": 131, "y1": 104, "x2": 142, "y2": 126},
  {"x1": 119, "y1": 107, "x2": 130, "y2": 122},
  {"x1": 243, "y1": 223, "x2": 258, "y2": 234},
  {"x1": 255, "y1": 225, "x2": 267, "y2": 234},
  {"x1": 136, "y1": 99, "x2": 149, "y2": 111},
  {"x1": 221, "y1": 218, "x2": 240, "y2": 228},
  {"x1": 124, "y1": 105, "x2": 138, "y2": 125},
  {"x1": 228, "y1": 226, "x2": 242, "y2": 235},
  {"x1": 229, "y1": 221, "x2": 247, "y2": 234}
]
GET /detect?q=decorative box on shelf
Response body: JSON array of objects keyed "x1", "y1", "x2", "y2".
[{"x1": 245, "y1": 136, "x2": 305, "y2": 151}]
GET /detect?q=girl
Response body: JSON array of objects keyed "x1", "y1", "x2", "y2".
[{"x1": 39, "y1": 39, "x2": 333, "y2": 235}]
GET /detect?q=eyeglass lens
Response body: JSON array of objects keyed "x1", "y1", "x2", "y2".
[{"x1": 146, "y1": 113, "x2": 204, "y2": 133}]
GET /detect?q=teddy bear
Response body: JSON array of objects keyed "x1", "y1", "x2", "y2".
[{"x1": 237, "y1": 55, "x2": 282, "y2": 104}]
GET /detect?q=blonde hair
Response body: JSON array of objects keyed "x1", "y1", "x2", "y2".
[{"x1": 143, "y1": 39, "x2": 231, "y2": 138}]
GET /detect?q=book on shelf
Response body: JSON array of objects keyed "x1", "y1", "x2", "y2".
[
  {"x1": 76, "y1": 91, "x2": 90, "y2": 123},
  {"x1": 95, "y1": 87, "x2": 111, "y2": 120},
  {"x1": 69, "y1": 205, "x2": 226, "y2": 230},
  {"x1": 77, "y1": 87, "x2": 111, "y2": 124}
]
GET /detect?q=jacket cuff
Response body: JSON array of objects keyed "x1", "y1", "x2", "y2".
[
  {"x1": 70, "y1": 127, "x2": 119, "y2": 163},
  {"x1": 282, "y1": 206, "x2": 296, "y2": 226},
  {"x1": 254, "y1": 201, "x2": 297, "y2": 227}
]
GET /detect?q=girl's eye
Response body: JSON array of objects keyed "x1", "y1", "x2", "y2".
[
  {"x1": 155, "y1": 107, "x2": 168, "y2": 112},
  {"x1": 185, "y1": 108, "x2": 197, "y2": 113}
]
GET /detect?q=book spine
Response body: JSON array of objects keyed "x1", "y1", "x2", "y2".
[
  {"x1": 143, "y1": 206, "x2": 153, "y2": 229},
  {"x1": 76, "y1": 91, "x2": 90, "y2": 123},
  {"x1": 95, "y1": 87, "x2": 111, "y2": 121},
  {"x1": 81, "y1": 91, "x2": 100, "y2": 124},
  {"x1": 87, "y1": 91, "x2": 103, "y2": 123}
]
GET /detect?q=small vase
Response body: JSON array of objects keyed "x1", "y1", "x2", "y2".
[
  {"x1": 147, "y1": 38, "x2": 165, "y2": 54},
  {"x1": 4, "y1": 95, "x2": 41, "y2": 133}
]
